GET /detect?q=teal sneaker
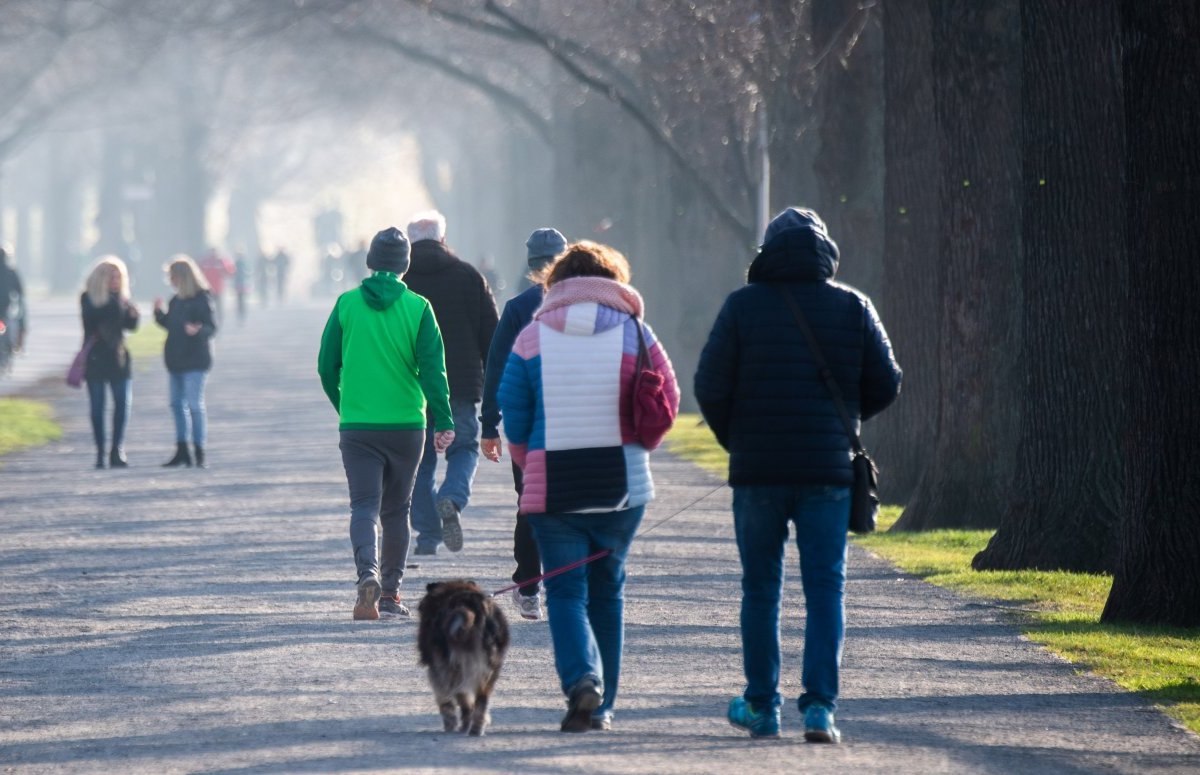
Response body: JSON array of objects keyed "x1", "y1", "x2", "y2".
[
  {"x1": 727, "y1": 697, "x2": 780, "y2": 738},
  {"x1": 803, "y1": 703, "x2": 841, "y2": 743}
]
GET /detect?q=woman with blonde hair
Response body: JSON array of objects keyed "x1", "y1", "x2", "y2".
[
  {"x1": 80, "y1": 256, "x2": 140, "y2": 468},
  {"x1": 154, "y1": 255, "x2": 217, "y2": 468},
  {"x1": 498, "y1": 240, "x2": 680, "y2": 732}
]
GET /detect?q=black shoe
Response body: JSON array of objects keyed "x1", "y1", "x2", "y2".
[
  {"x1": 163, "y1": 442, "x2": 192, "y2": 468},
  {"x1": 95, "y1": 449, "x2": 106, "y2": 469},
  {"x1": 193, "y1": 444, "x2": 206, "y2": 468},
  {"x1": 412, "y1": 545, "x2": 437, "y2": 556},
  {"x1": 109, "y1": 447, "x2": 128, "y2": 468},
  {"x1": 561, "y1": 678, "x2": 602, "y2": 733}
]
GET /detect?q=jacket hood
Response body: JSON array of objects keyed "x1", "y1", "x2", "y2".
[
  {"x1": 747, "y1": 207, "x2": 840, "y2": 283},
  {"x1": 744, "y1": 227, "x2": 840, "y2": 285},
  {"x1": 534, "y1": 276, "x2": 643, "y2": 335},
  {"x1": 405, "y1": 240, "x2": 459, "y2": 274},
  {"x1": 360, "y1": 272, "x2": 408, "y2": 310}
]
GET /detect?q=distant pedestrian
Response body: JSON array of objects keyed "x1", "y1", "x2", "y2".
[
  {"x1": 80, "y1": 256, "x2": 140, "y2": 469},
  {"x1": 155, "y1": 255, "x2": 217, "y2": 469},
  {"x1": 317, "y1": 227, "x2": 455, "y2": 620},
  {"x1": 274, "y1": 248, "x2": 291, "y2": 303},
  {"x1": 198, "y1": 248, "x2": 235, "y2": 325},
  {"x1": 694, "y1": 207, "x2": 902, "y2": 743},
  {"x1": 0, "y1": 246, "x2": 27, "y2": 374},
  {"x1": 256, "y1": 251, "x2": 272, "y2": 308},
  {"x1": 403, "y1": 210, "x2": 499, "y2": 556},
  {"x1": 480, "y1": 227, "x2": 568, "y2": 621},
  {"x1": 498, "y1": 241, "x2": 679, "y2": 733},
  {"x1": 232, "y1": 250, "x2": 251, "y2": 325}
]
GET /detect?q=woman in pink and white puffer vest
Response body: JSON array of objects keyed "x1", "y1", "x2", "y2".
[{"x1": 498, "y1": 241, "x2": 679, "y2": 732}]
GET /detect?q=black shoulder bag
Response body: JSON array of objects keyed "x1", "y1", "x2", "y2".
[{"x1": 777, "y1": 287, "x2": 879, "y2": 534}]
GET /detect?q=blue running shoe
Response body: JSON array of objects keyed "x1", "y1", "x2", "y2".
[
  {"x1": 728, "y1": 697, "x2": 780, "y2": 738},
  {"x1": 803, "y1": 703, "x2": 841, "y2": 743}
]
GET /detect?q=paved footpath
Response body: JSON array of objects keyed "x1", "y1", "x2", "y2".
[{"x1": 1, "y1": 303, "x2": 1197, "y2": 775}]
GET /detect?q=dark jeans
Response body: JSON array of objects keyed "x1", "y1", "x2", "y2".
[
  {"x1": 339, "y1": 429, "x2": 425, "y2": 595},
  {"x1": 87, "y1": 378, "x2": 131, "y2": 452},
  {"x1": 733, "y1": 484, "x2": 851, "y2": 714},
  {"x1": 511, "y1": 461, "x2": 542, "y2": 596}
]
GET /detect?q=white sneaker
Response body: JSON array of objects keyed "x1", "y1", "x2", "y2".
[{"x1": 512, "y1": 588, "x2": 544, "y2": 621}]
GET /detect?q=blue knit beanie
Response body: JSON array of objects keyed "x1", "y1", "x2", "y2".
[{"x1": 525, "y1": 228, "x2": 568, "y2": 269}]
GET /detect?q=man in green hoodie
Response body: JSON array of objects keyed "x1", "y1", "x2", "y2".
[{"x1": 318, "y1": 227, "x2": 455, "y2": 620}]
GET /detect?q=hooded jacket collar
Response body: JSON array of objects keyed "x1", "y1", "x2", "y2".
[
  {"x1": 359, "y1": 272, "x2": 408, "y2": 310},
  {"x1": 534, "y1": 276, "x2": 644, "y2": 335}
]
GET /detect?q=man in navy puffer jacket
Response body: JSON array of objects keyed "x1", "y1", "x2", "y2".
[{"x1": 695, "y1": 207, "x2": 901, "y2": 744}]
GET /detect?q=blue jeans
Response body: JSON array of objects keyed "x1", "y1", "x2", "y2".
[
  {"x1": 87, "y1": 378, "x2": 131, "y2": 451},
  {"x1": 169, "y1": 370, "x2": 208, "y2": 446},
  {"x1": 733, "y1": 485, "x2": 850, "y2": 713},
  {"x1": 529, "y1": 506, "x2": 644, "y2": 716},
  {"x1": 411, "y1": 399, "x2": 480, "y2": 549}
]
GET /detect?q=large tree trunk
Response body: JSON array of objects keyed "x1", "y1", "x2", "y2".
[
  {"x1": 811, "y1": 0, "x2": 885, "y2": 300},
  {"x1": 93, "y1": 131, "x2": 128, "y2": 259},
  {"x1": 44, "y1": 137, "x2": 84, "y2": 293},
  {"x1": 893, "y1": 0, "x2": 1023, "y2": 531},
  {"x1": 869, "y1": 0, "x2": 940, "y2": 505},
  {"x1": 1102, "y1": 0, "x2": 1200, "y2": 627},
  {"x1": 973, "y1": 0, "x2": 1125, "y2": 572}
]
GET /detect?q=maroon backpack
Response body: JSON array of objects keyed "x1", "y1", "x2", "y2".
[{"x1": 632, "y1": 321, "x2": 675, "y2": 450}]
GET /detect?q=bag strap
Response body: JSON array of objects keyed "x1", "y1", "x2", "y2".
[
  {"x1": 633, "y1": 318, "x2": 649, "y2": 374},
  {"x1": 775, "y1": 286, "x2": 864, "y2": 454}
]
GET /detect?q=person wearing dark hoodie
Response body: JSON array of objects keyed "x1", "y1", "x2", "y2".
[
  {"x1": 318, "y1": 227, "x2": 454, "y2": 620},
  {"x1": 694, "y1": 207, "x2": 901, "y2": 744},
  {"x1": 480, "y1": 227, "x2": 568, "y2": 622},
  {"x1": 403, "y1": 210, "x2": 499, "y2": 555}
]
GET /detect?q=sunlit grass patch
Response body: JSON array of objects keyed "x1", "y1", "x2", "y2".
[
  {"x1": 126, "y1": 321, "x2": 166, "y2": 362},
  {"x1": 664, "y1": 414, "x2": 727, "y2": 477},
  {"x1": 0, "y1": 398, "x2": 62, "y2": 460},
  {"x1": 665, "y1": 413, "x2": 1200, "y2": 734}
]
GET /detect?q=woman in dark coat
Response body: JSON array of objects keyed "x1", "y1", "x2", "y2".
[
  {"x1": 80, "y1": 256, "x2": 140, "y2": 469},
  {"x1": 154, "y1": 255, "x2": 217, "y2": 468}
]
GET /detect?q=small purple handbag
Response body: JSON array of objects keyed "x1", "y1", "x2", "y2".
[{"x1": 65, "y1": 336, "x2": 95, "y2": 388}]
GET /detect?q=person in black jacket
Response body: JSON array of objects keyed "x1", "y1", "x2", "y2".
[
  {"x1": 154, "y1": 255, "x2": 217, "y2": 468},
  {"x1": 480, "y1": 227, "x2": 568, "y2": 621},
  {"x1": 695, "y1": 207, "x2": 901, "y2": 744},
  {"x1": 402, "y1": 210, "x2": 499, "y2": 555},
  {"x1": 80, "y1": 256, "x2": 140, "y2": 468}
]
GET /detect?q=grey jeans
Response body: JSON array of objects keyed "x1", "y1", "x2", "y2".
[{"x1": 339, "y1": 429, "x2": 425, "y2": 595}]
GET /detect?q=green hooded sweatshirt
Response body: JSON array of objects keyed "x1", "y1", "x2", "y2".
[{"x1": 317, "y1": 272, "x2": 453, "y2": 431}]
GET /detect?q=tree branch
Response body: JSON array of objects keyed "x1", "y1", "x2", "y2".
[
  {"x1": 328, "y1": 22, "x2": 551, "y2": 143},
  {"x1": 483, "y1": 0, "x2": 753, "y2": 243}
]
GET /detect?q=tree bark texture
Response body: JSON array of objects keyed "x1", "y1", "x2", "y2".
[
  {"x1": 1102, "y1": 0, "x2": 1200, "y2": 627},
  {"x1": 869, "y1": 0, "x2": 940, "y2": 505},
  {"x1": 893, "y1": 0, "x2": 1023, "y2": 531},
  {"x1": 811, "y1": 0, "x2": 885, "y2": 301},
  {"x1": 974, "y1": 0, "x2": 1125, "y2": 572}
]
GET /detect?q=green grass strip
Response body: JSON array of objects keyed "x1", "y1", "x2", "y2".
[
  {"x1": 664, "y1": 413, "x2": 1200, "y2": 735},
  {"x1": 125, "y1": 321, "x2": 167, "y2": 361},
  {"x1": 0, "y1": 398, "x2": 62, "y2": 460}
]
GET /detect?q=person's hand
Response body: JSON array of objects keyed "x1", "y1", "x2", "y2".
[
  {"x1": 433, "y1": 430, "x2": 455, "y2": 454},
  {"x1": 481, "y1": 437, "x2": 503, "y2": 462},
  {"x1": 154, "y1": 298, "x2": 163, "y2": 312},
  {"x1": 184, "y1": 322, "x2": 202, "y2": 336}
]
